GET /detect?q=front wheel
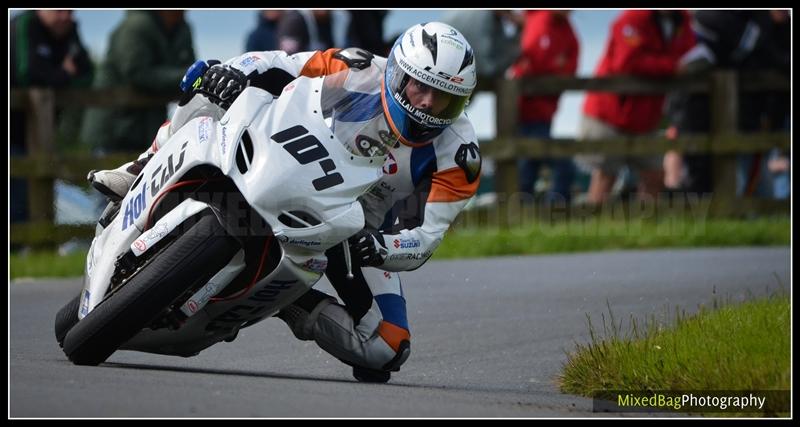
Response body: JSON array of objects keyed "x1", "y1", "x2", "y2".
[
  {"x1": 62, "y1": 210, "x2": 240, "y2": 365},
  {"x1": 54, "y1": 292, "x2": 82, "y2": 348}
]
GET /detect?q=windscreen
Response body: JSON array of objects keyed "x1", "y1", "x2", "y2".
[{"x1": 318, "y1": 70, "x2": 397, "y2": 158}]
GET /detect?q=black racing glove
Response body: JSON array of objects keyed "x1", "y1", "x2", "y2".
[
  {"x1": 348, "y1": 228, "x2": 388, "y2": 267},
  {"x1": 198, "y1": 64, "x2": 249, "y2": 110}
]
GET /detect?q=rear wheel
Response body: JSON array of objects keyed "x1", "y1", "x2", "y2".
[{"x1": 62, "y1": 211, "x2": 240, "y2": 365}]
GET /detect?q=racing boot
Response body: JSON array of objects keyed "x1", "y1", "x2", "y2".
[
  {"x1": 87, "y1": 155, "x2": 152, "y2": 202},
  {"x1": 351, "y1": 338, "x2": 410, "y2": 383}
]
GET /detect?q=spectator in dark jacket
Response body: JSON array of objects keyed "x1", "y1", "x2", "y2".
[
  {"x1": 346, "y1": 11, "x2": 387, "y2": 55},
  {"x1": 80, "y1": 10, "x2": 195, "y2": 153},
  {"x1": 510, "y1": 10, "x2": 579, "y2": 204},
  {"x1": 665, "y1": 10, "x2": 790, "y2": 199},
  {"x1": 245, "y1": 10, "x2": 283, "y2": 52},
  {"x1": 276, "y1": 10, "x2": 334, "y2": 55},
  {"x1": 10, "y1": 10, "x2": 94, "y2": 224},
  {"x1": 576, "y1": 10, "x2": 695, "y2": 204},
  {"x1": 11, "y1": 10, "x2": 93, "y2": 88},
  {"x1": 441, "y1": 10, "x2": 522, "y2": 80}
]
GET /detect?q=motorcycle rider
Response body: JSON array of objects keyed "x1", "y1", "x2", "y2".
[{"x1": 88, "y1": 22, "x2": 481, "y2": 383}]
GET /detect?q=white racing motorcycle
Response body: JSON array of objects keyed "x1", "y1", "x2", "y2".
[{"x1": 55, "y1": 71, "x2": 386, "y2": 365}]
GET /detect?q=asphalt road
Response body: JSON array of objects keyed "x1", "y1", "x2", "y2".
[{"x1": 10, "y1": 247, "x2": 790, "y2": 418}]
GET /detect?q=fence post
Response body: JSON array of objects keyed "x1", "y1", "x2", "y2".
[
  {"x1": 493, "y1": 78, "x2": 520, "y2": 202},
  {"x1": 26, "y1": 88, "x2": 56, "y2": 228},
  {"x1": 708, "y1": 71, "x2": 739, "y2": 217}
]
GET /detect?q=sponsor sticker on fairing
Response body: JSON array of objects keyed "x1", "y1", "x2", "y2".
[
  {"x1": 131, "y1": 222, "x2": 170, "y2": 256},
  {"x1": 220, "y1": 126, "x2": 229, "y2": 155},
  {"x1": 198, "y1": 117, "x2": 211, "y2": 143},
  {"x1": 133, "y1": 239, "x2": 147, "y2": 253},
  {"x1": 301, "y1": 258, "x2": 329, "y2": 273},
  {"x1": 80, "y1": 290, "x2": 91, "y2": 317},
  {"x1": 186, "y1": 300, "x2": 199, "y2": 313},
  {"x1": 145, "y1": 222, "x2": 170, "y2": 240},
  {"x1": 288, "y1": 238, "x2": 322, "y2": 247}
]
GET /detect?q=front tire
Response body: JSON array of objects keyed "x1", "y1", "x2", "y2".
[
  {"x1": 54, "y1": 292, "x2": 82, "y2": 348},
  {"x1": 62, "y1": 211, "x2": 239, "y2": 365}
]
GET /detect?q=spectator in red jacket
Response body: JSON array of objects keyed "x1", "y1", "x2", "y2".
[
  {"x1": 576, "y1": 10, "x2": 695, "y2": 204},
  {"x1": 510, "y1": 10, "x2": 579, "y2": 205}
]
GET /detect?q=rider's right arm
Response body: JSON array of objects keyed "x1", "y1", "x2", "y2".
[
  {"x1": 220, "y1": 48, "x2": 372, "y2": 96},
  {"x1": 160, "y1": 48, "x2": 369, "y2": 153}
]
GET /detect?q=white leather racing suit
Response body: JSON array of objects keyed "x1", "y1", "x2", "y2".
[{"x1": 140, "y1": 47, "x2": 482, "y2": 372}]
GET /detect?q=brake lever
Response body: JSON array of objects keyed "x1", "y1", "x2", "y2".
[{"x1": 342, "y1": 240, "x2": 354, "y2": 280}]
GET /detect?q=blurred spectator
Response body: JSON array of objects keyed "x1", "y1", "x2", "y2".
[
  {"x1": 441, "y1": 10, "x2": 522, "y2": 80},
  {"x1": 245, "y1": 10, "x2": 283, "y2": 52},
  {"x1": 276, "y1": 10, "x2": 334, "y2": 55},
  {"x1": 576, "y1": 10, "x2": 695, "y2": 204},
  {"x1": 441, "y1": 10, "x2": 521, "y2": 200},
  {"x1": 10, "y1": 10, "x2": 94, "y2": 224},
  {"x1": 382, "y1": 31, "x2": 404, "y2": 58},
  {"x1": 510, "y1": 10, "x2": 579, "y2": 205},
  {"x1": 10, "y1": 10, "x2": 93, "y2": 87},
  {"x1": 347, "y1": 10, "x2": 387, "y2": 55},
  {"x1": 665, "y1": 10, "x2": 790, "y2": 199},
  {"x1": 80, "y1": 10, "x2": 195, "y2": 153}
]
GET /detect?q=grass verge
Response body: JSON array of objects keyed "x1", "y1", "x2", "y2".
[
  {"x1": 9, "y1": 217, "x2": 790, "y2": 279},
  {"x1": 10, "y1": 249, "x2": 88, "y2": 280},
  {"x1": 559, "y1": 291, "x2": 790, "y2": 417},
  {"x1": 434, "y1": 217, "x2": 790, "y2": 259}
]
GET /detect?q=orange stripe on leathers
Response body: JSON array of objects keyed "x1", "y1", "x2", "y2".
[
  {"x1": 377, "y1": 321, "x2": 410, "y2": 352},
  {"x1": 299, "y1": 48, "x2": 350, "y2": 77},
  {"x1": 428, "y1": 167, "x2": 480, "y2": 203}
]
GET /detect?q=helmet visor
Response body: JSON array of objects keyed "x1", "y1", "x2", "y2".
[{"x1": 386, "y1": 66, "x2": 470, "y2": 129}]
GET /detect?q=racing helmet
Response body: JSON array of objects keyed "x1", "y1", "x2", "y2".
[{"x1": 382, "y1": 22, "x2": 477, "y2": 146}]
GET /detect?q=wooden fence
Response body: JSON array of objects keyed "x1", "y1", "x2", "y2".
[
  {"x1": 10, "y1": 89, "x2": 176, "y2": 247},
  {"x1": 480, "y1": 69, "x2": 789, "y2": 219},
  {"x1": 9, "y1": 70, "x2": 790, "y2": 247}
]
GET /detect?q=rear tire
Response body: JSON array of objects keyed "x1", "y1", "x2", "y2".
[
  {"x1": 62, "y1": 211, "x2": 239, "y2": 365},
  {"x1": 54, "y1": 292, "x2": 82, "y2": 348}
]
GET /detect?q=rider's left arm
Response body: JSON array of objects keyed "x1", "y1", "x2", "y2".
[{"x1": 378, "y1": 193, "x2": 474, "y2": 272}]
